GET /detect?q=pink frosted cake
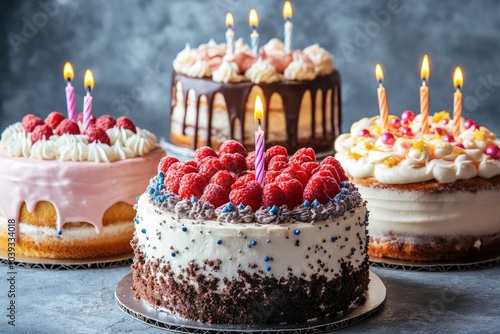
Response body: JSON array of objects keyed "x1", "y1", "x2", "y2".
[
  {"x1": 335, "y1": 110, "x2": 500, "y2": 261},
  {"x1": 0, "y1": 112, "x2": 165, "y2": 259},
  {"x1": 132, "y1": 140, "x2": 369, "y2": 324}
]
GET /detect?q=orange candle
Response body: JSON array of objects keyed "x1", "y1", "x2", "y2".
[
  {"x1": 420, "y1": 55, "x2": 430, "y2": 134},
  {"x1": 453, "y1": 67, "x2": 463, "y2": 137},
  {"x1": 375, "y1": 64, "x2": 389, "y2": 131}
]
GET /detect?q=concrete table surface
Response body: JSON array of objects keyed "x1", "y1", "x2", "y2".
[{"x1": 1, "y1": 263, "x2": 499, "y2": 334}]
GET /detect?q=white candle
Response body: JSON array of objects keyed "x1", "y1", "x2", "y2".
[
  {"x1": 249, "y1": 9, "x2": 259, "y2": 57},
  {"x1": 283, "y1": 1, "x2": 293, "y2": 53},
  {"x1": 225, "y1": 12, "x2": 235, "y2": 56}
]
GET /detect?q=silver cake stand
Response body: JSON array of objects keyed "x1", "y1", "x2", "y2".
[
  {"x1": 0, "y1": 249, "x2": 133, "y2": 270},
  {"x1": 115, "y1": 271, "x2": 385, "y2": 333}
]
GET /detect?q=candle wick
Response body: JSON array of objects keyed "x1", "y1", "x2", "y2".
[
  {"x1": 87, "y1": 86, "x2": 92, "y2": 94},
  {"x1": 422, "y1": 79, "x2": 427, "y2": 86},
  {"x1": 258, "y1": 118, "x2": 262, "y2": 127},
  {"x1": 378, "y1": 80, "x2": 383, "y2": 86},
  {"x1": 456, "y1": 85, "x2": 461, "y2": 91}
]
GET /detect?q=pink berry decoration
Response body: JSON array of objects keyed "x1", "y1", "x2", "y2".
[
  {"x1": 401, "y1": 127, "x2": 413, "y2": 137},
  {"x1": 358, "y1": 129, "x2": 371, "y2": 137},
  {"x1": 401, "y1": 110, "x2": 415, "y2": 122},
  {"x1": 381, "y1": 132, "x2": 395, "y2": 145},
  {"x1": 432, "y1": 127, "x2": 444, "y2": 136},
  {"x1": 464, "y1": 119, "x2": 477, "y2": 130},
  {"x1": 470, "y1": 123, "x2": 481, "y2": 131},
  {"x1": 485, "y1": 145, "x2": 500, "y2": 160},
  {"x1": 455, "y1": 143, "x2": 465, "y2": 149},
  {"x1": 441, "y1": 119, "x2": 449, "y2": 125},
  {"x1": 390, "y1": 117, "x2": 401, "y2": 129},
  {"x1": 443, "y1": 135, "x2": 455, "y2": 143}
]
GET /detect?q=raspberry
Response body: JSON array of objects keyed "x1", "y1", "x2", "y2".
[
  {"x1": 268, "y1": 155, "x2": 288, "y2": 171},
  {"x1": 195, "y1": 146, "x2": 218, "y2": 163},
  {"x1": 229, "y1": 180, "x2": 263, "y2": 211},
  {"x1": 200, "y1": 184, "x2": 229, "y2": 208},
  {"x1": 275, "y1": 173, "x2": 293, "y2": 183},
  {"x1": 210, "y1": 170, "x2": 235, "y2": 193},
  {"x1": 294, "y1": 147, "x2": 316, "y2": 160},
  {"x1": 178, "y1": 173, "x2": 207, "y2": 200},
  {"x1": 55, "y1": 119, "x2": 80, "y2": 135},
  {"x1": 232, "y1": 173, "x2": 255, "y2": 190},
  {"x1": 77, "y1": 113, "x2": 96, "y2": 125},
  {"x1": 219, "y1": 140, "x2": 247, "y2": 157},
  {"x1": 31, "y1": 124, "x2": 53, "y2": 143},
  {"x1": 263, "y1": 183, "x2": 287, "y2": 208},
  {"x1": 116, "y1": 116, "x2": 137, "y2": 133},
  {"x1": 84, "y1": 125, "x2": 111, "y2": 145},
  {"x1": 289, "y1": 153, "x2": 313, "y2": 165},
  {"x1": 164, "y1": 162, "x2": 197, "y2": 194},
  {"x1": 303, "y1": 176, "x2": 329, "y2": 204},
  {"x1": 265, "y1": 145, "x2": 288, "y2": 167},
  {"x1": 282, "y1": 165, "x2": 308, "y2": 187},
  {"x1": 220, "y1": 153, "x2": 247, "y2": 175},
  {"x1": 313, "y1": 164, "x2": 341, "y2": 184},
  {"x1": 22, "y1": 114, "x2": 44, "y2": 133},
  {"x1": 277, "y1": 179, "x2": 304, "y2": 209},
  {"x1": 96, "y1": 115, "x2": 116, "y2": 131},
  {"x1": 265, "y1": 171, "x2": 281, "y2": 184},
  {"x1": 246, "y1": 151, "x2": 256, "y2": 170},
  {"x1": 169, "y1": 161, "x2": 197, "y2": 174},
  {"x1": 44, "y1": 111, "x2": 65, "y2": 129},
  {"x1": 313, "y1": 170, "x2": 341, "y2": 198},
  {"x1": 302, "y1": 161, "x2": 320, "y2": 178},
  {"x1": 199, "y1": 157, "x2": 221, "y2": 180},
  {"x1": 321, "y1": 156, "x2": 348, "y2": 181},
  {"x1": 158, "y1": 156, "x2": 179, "y2": 173},
  {"x1": 185, "y1": 160, "x2": 198, "y2": 168}
]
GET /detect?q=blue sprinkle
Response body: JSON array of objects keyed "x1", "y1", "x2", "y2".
[
  {"x1": 158, "y1": 195, "x2": 166, "y2": 202},
  {"x1": 331, "y1": 236, "x2": 338, "y2": 242},
  {"x1": 136, "y1": 196, "x2": 140, "y2": 202},
  {"x1": 302, "y1": 200, "x2": 310, "y2": 208},
  {"x1": 312, "y1": 199, "x2": 320, "y2": 207},
  {"x1": 141, "y1": 228, "x2": 146, "y2": 234},
  {"x1": 190, "y1": 196, "x2": 197, "y2": 203},
  {"x1": 171, "y1": 252, "x2": 176, "y2": 257},
  {"x1": 341, "y1": 188, "x2": 349, "y2": 195},
  {"x1": 217, "y1": 239, "x2": 223, "y2": 245},
  {"x1": 134, "y1": 217, "x2": 139, "y2": 224},
  {"x1": 294, "y1": 229, "x2": 301, "y2": 235},
  {"x1": 57, "y1": 230, "x2": 62, "y2": 236},
  {"x1": 156, "y1": 183, "x2": 165, "y2": 191},
  {"x1": 334, "y1": 193, "x2": 345, "y2": 202},
  {"x1": 340, "y1": 181, "x2": 350, "y2": 188},
  {"x1": 264, "y1": 256, "x2": 270, "y2": 262},
  {"x1": 158, "y1": 171, "x2": 165, "y2": 178},
  {"x1": 366, "y1": 235, "x2": 370, "y2": 245},
  {"x1": 269, "y1": 205, "x2": 279, "y2": 215},
  {"x1": 181, "y1": 226, "x2": 187, "y2": 232},
  {"x1": 238, "y1": 203, "x2": 245, "y2": 210},
  {"x1": 250, "y1": 240, "x2": 257, "y2": 247},
  {"x1": 147, "y1": 187, "x2": 155, "y2": 195},
  {"x1": 222, "y1": 202, "x2": 235, "y2": 213},
  {"x1": 266, "y1": 266, "x2": 271, "y2": 272}
]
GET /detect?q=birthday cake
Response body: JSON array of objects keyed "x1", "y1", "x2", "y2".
[
  {"x1": 0, "y1": 112, "x2": 164, "y2": 259},
  {"x1": 131, "y1": 140, "x2": 370, "y2": 324},
  {"x1": 335, "y1": 110, "x2": 500, "y2": 261},
  {"x1": 169, "y1": 37, "x2": 341, "y2": 155}
]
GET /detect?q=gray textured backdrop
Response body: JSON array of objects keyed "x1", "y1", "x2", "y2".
[{"x1": 1, "y1": 0, "x2": 500, "y2": 139}]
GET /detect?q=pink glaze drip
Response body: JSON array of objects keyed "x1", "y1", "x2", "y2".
[{"x1": 0, "y1": 147, "x2": 165, "y2": 236}]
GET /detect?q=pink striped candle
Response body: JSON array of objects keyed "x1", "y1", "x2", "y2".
[
  {"x1": 63, "y1": 62, "x2": 77, "y2": 121},
  {"x1": 82, "y1": 69, "x2": 94, "y2": 131},
  {"x1": 254, "y1": 95, "x2": 265, "y2": 188}
]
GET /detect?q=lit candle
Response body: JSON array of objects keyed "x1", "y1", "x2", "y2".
[
  {"x1": 420, "y1": 54, "x2": 430, "y2": 134},
  {"x1": 63, "y1": 62, "x2": 77, "y2": 122},
  {"x1": 225, "y1": 12, "x2": 235, "y2": 56},
  {"x1": 254, "y1": 95, "x2": 265, "y2": 188},
  {"x1": 375, "y1": 64, "x2": 389, "y2": 131},
  {"x1": 283, "y1": 1, "x2": 293, "y2": 53},
  {"x1": 82, "y1": 69, "x2": 94, "y2": 131},
  {"x1": 249, "y1": 9, "x2": 259, "y2": 57},
  {"x1": 453, "y1": 66, "x2": 463, "y2": 137}
]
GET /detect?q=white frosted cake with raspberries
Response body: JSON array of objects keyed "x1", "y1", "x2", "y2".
[
  {"x1": 0, "y1": 112, "x2": 165, "y2": 259},
  {"x1": 169, "y1": 38, "x2": 342, "y2": 154},
  {"x1": 335, "y1": 110, "x2": 500, "y2": 261},
  {"x1": 132, "y1": 140, "x2": 370, "y2": 324}
]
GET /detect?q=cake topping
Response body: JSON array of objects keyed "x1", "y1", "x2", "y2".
[{"x1": 44, "y1": 111, "x2": 65, "y2": 129}]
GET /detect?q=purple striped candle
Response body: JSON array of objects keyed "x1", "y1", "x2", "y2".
[
  {"x1": 254, "y1": 95, "x2": 265, "y2": 188},
  {"x1": 82, "y1": 69, "x2": 94, "y2": 131},
  {"x1": 63, "y1": 62, "x2": 77, "y2": 121}
]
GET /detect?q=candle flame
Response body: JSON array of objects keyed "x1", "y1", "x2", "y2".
[
  {"x1": 254, "y1": 95, "x2": 264, "y2": 123},
  {"x1": 283, "y1": 1, "x2": 293, "y2": 20},
  {"x1": 375, "y1": 64, "x2": 384, "y2": 82},
  {"x1": 63, "y1": 62, "x2": 74, "y2": 81},
  {"x1": 84, "y1": 69, "x2": 94, "y2": 90},
  {"x1": 225, "y1": 12, "x2": 234, "y2": 27},
  {"x1": 249, "y1": 9, "x2": 259, "y2": 28},
  {"x1": 421, "y1": 54, "x2": 430, "y2": 81},
  {"x1": 453, "y1": 66, "x2": 463, "y2": 88}
]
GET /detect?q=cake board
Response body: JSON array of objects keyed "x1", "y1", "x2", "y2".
[
  {"x1": 0, "y1": 249, "x2": 133, "y2": 270},
  {"x1": 369, "y1": 250, "x2": 500, "y2": 272},
  {"x1": 115, "y1": 271, "x2": 385, "y2": 333}
]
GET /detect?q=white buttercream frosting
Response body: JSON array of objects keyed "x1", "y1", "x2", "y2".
[
  {"x1": 173, "y1": 43, "x2": 196, "y2": 75},
  {"x1": 303, "y1": 44, "x2": 334, "y2": 75},
  {"x1": 245, "y1": 58, "x2": 283, "y2": 84},
  {"x1": 284, "y1": 56, "x2": 317, "y2": 81},
  {"x1": 30, "y1": 137, "x2": 58, "y2": 160},
  {"x1": 212, "y1": 58, "x2": 245, "y2": 83},
  {"x1": 186, "y1": 59, "x2": 211, "y2": 78}
]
